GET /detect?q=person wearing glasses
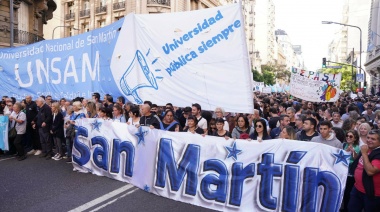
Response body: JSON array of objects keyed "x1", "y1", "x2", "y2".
[
  {"x1": 214, "y1": 107, "x2": 229, "y2": 131},
  {"x1": 250, "y1": 119, "x2": 270, "y2": 141},
  {"x1": 348, "y1": 129, "x2": 380, "y2": 211},
  {"x1": 341, "y1": 130, "x2": 360, "y2": 212}
]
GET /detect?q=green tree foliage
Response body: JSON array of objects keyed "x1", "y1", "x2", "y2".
[
  {"x1": 262, "y1": 65, "x2": 290, "y2": 84},
  {"x1": 252, "y1": 68, "x2": 275, "y2": 85},
  {"x1": 322, "y1": 63, "x2": 358, "y2": 92}
]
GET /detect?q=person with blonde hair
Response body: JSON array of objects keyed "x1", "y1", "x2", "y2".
[
  {"x1": 280, "y1": 126, "x2": 296, "y2": 140},
  {"x1": 86, "y1": 101, "x2": 98, "y2": 118},
  {"x1": 214, "y1": 107, "x2": 229, "y2": 131},
  {"x1": 358, "y1": 122, "x2": 371, "y2": 147},
  {"x1": 65, "y1": 101, "x2": 85, "y2": 162},
  {"x1": 50, "y1": 102, "x2": 64, "y2": 160}
]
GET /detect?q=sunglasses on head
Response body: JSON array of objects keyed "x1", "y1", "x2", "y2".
[
  {"x1": 369, "y1": 129, "x2": 380, "y2": 134},
  {"x1": 346, "y1": 135, "x2": 354, "y2": 139}
]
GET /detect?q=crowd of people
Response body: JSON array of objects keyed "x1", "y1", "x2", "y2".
[{"x1": 0, "y1": 91, "x2": 379, "y2": 211}]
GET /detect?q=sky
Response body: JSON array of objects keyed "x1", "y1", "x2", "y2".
[{"x1": 273, "y1": 0, "x2": 344, "y2": 71}]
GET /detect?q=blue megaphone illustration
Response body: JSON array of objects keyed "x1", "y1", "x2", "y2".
[{"x1": 119, "y1": 50, "x2": 158, "y2": 104}]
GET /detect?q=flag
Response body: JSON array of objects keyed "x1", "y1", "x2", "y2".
[{"x1": 367, "y1": 30, "x2": 375, "y2": 52}]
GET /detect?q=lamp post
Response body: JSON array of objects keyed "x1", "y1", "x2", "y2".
[
  {"x1": 52, "y1": 26, "x2": 79, "y2": 39},
  {"x1": 322, "y1": 21, "x2": 363, "y2": 90}
]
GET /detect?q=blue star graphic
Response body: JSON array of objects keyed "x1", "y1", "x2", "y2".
[
  {"x1": 332, "y1": 150, "x2": 351, "y2": 166},
  {"x1": 143, "y1": 184, "x2": 150, "y2": 192},
  {"x1": 224, "y1": 141, "x2": 242, "y2": 161},
  {"x1": 91, "y1": 119, "x2": 102, "y2": 132},
  {"x1": 135, "y1": 127, "x2": 148, "y2": 145}
]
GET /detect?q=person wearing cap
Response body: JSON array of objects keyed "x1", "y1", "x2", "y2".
[{"x1": 363, "y1": 105, "x2": 376, "y2": 122}]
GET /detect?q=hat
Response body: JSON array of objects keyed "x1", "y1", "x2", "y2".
[{"x1": 293, "y1": 101, "x2": 299, "y2": 105}]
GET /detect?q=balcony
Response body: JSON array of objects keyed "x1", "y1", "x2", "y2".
[
  {"x1": 96, "y1": 5, "x2": 107, "y2": 14},
  {"x1": 65, "y1": 13, "x2": 75, "y2": 20},
  {"x1": 113, "y1": 1, "x2": 125, "y2": 10},
  {"x1": 147, "y1": 0, "x2": 171, "y2": 6},
  {"x1": 14, "y1": 29, "x2": 44, "y2": 45},
  {"x1": 80, "y1": 9, "x2": 90, "y2": 17}
]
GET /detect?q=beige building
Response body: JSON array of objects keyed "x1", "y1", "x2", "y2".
[
  {"x1": 44, "y1": 0, "x2": 258, "y2": 70},
  {"x1": 0, "y1": 0, "x2": 57, "y2": 48},
  {"x1": 365, "y1": 0, "x2": 380, "y2": 89},
  {"x1": 254, "y1": 0, "x2": 275, "y2": 68}
]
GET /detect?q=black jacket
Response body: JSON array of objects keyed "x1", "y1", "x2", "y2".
[
  {"x1": 50, "y1": 112, "x2": 64, "y2": 138},
  {"x1": 25, "y1": 101, "x2": 38, "y2": 123},
  {"x1": 34, "y1": 103, "x2": 52, "y2": 132},
  {"x1": 139, "y1": 113, "x2": 161, "y2": 129},
  {"x1": 349, "y1": 147, "x2": 380, "y2": 198}
]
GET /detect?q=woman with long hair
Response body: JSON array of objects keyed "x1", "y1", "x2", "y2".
[
  {"x1": 85, "y1": 101, "x2": 98, "y2": 118},
  {"x1": 358, "y1": 122, "x2": 371, "y2": 146},
  {"x1": 231, "y1": 114, "x2": 254, "y2": 139},
  {"x1": 112, "y1": 104, "x2": 126, "y2": 123},
  {"x1": 280, "y1": 126, "x2": 296, "y2": 140},
  {"x1": 160, "y1": 110, "x2": 179, "y2": 132},
  {"x1": 50, "y1": 102, "x2": 64, "y2": 160},
  {"x1": 250, "y1": 119, "x2": 271, "y2": 141},
  {"x1": 207, "y1": 118, "x2": 217, "y2": 136},
  {"x1": 342, "y1": 130, "x2": 360, "y2": 212}
]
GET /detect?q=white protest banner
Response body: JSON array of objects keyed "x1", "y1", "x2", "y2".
[
  {"x1": 290, "y1": 67, "x2": 341, "y2": 102},
  {"x1": 253, "y1": 81, "x2": 264, "y2": 92},
  {"x1": 0, "y1": 4, "x2": 253, "y2": 113},
  {"x1": 0, "y1": 116, "x2": 9, "y2": 150},
  {"x1": 73, "y1": 119, "x2": 348, "y2": 211},
  {"x1": 262, "y1": 87, "x2": 272, "y2": 93}
]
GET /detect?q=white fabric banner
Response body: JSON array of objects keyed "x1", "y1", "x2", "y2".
[
  {"x1": 290, "y1": 67, "x2": 341, "y2": 102},
  {"x1": 110, "y1": 4, "x2": 253, "y2": 113},
  {"x1": 253, "y1": 81, "x2": 264, "y2": 92},
  {"x1": 73, "y1": 119, "x2": 348, "y2": 211}
]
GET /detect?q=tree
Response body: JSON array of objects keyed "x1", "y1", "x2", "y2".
[
  {"x1": 261, "y1": 64, "x2": 290, "y2": 84},
  {"x1": 251, "y1": 68, "x2": 275, "y2": 86},
  {"x1": 322, "y1": 63, "x2": 358, "y2": 92}
]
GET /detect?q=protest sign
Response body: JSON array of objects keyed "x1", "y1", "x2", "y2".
[
  {"x1": 290, "y1": 67, "x2": 341, "y2": 102},
  {"x1": 0, "y1": 4, "x2": 253, "y2": 113},
  {"x1": 73, "y1": 118, "x2": 348, "y2": 211},
  {"x1": 0, "y1": 116, "x2": 9, "y2": 150}
]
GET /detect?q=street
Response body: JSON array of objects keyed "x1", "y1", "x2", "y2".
[{"x1": 0, "y1": 155, "x2": 214, "y2": 212}]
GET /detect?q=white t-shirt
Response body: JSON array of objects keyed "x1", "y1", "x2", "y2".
[{"x1": 197, "y1": 116, "x2": 208, "y2": 131}]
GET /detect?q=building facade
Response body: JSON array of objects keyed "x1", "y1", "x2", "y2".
[
  {"x1": 365, "y1": 0, "x2": 380, "y2": 89},
  {"x1": 0, "y1": 0, "x2": 57, "y2": 48},
  {"x1": 254, "y1": 0, "x2": 275, "y2": 67},
  {"x1": 327, "y1": 0, "x2": 370, "y2": 90},
  {"x1": 275, "y1": 29, "x2": 303, "y2": 70}
]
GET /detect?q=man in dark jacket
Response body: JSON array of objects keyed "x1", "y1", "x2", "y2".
[
  {"x1": 25, "y1": 95, "x2": 39, "y2": 155},
  {"x1": 33, "y1": 97, "x2": 52, "y2": 158},
  {"x1": 348, "y1": 130, "x2": 380, "y2": 211},
  {"x1": 139, "y1": 103, "x2": 161, "y2": 129},
  {"x1": 296, "y1": 118, "x2": 319, "y2": 141}
]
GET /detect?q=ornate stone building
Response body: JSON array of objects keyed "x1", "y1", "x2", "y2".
[{"x1": 0, "y1": 0, "x2": 57, "y2": 48}]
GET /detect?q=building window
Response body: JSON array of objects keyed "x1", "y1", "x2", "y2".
[
  {"x1": 96, "y1": 0, "x2": 107, "y2": 13},
  {"x1": 98, "y1": 20, "x2": 106, "y2": 28},
  {"x1": 113, "y1": 0, "x2": 125, "y2": 10},
  {"x1": 69, "y1": 26, "x2": 76, "y2": 36},
  {"x1": 82, "y1": 23, "x2": 89, "y2": 33}
]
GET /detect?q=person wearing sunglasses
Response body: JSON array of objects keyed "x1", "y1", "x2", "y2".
[
  {"x1": 341, "y1": 130, "x2": 360, "y2": 212},
  {"x1": 250, "y1": 119, "x2": 271, "y2": 141},
  {"x1": 348, "y1": 129, "x2": 380, "y2": 211}
]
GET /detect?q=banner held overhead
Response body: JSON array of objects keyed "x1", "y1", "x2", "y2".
[{"x1": 0, "y1": 4, "x2": 253, "y2": 113}]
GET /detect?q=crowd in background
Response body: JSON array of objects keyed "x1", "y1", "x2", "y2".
[{"x1": 0, "y1": 91, "x2": 379, "y2": 211}]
